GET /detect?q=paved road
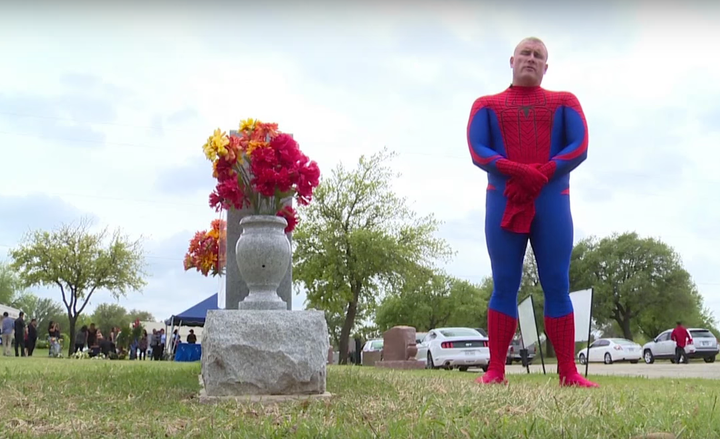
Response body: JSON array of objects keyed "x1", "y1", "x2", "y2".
[{"x1": 504, "y1": 361, "x2": 720, "y2": 379}]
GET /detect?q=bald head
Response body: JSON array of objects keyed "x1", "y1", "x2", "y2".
[
  {"x1": 514, "y1": 37, "x2": 548, "y2": 60},
  {"x1": 510, "y1": 37, "x2": 549, "y2": 87}
]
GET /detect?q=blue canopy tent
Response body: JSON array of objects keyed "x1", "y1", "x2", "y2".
[
  {"x1": 165, "y1": 293, "x2": 219, "y2": 327},
  {"x1": 164, "y1": 293, "x2": 219, "y2": 362}
]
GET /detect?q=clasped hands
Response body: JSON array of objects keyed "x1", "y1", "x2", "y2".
[{"x1": 504, "y1": 162, "x2": 553, "y2": 204}]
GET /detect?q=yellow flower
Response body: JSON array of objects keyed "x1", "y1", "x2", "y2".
[
  {"x1": 202, "y1": 139, "x2": 217, "y2": 161},
  {"x1": 239, "y1": 118, "x2": 258, "y2": 132},
  {"x1": 207, "y1": 228, "x2": 220, "y2": 240},
  {"x1": 203, "y1": 128, "x2": 230, "y2": 161},
  {"x1": 211, "y1": 128, "x2": 230, "y2": 157},
  {"x1": 200, "y1": 253, "x2": 217, "y2": 274}
]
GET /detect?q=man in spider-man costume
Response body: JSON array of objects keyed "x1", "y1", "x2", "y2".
[{"x1": 466, "y1": 37, "x2": 598, "y2": 387}]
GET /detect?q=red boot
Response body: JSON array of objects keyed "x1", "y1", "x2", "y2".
[
  {"x1": 544, "y1": 313, "x2": 599, "y2": 388},
  {"x1": 476, "y1": 309, "x2": 517, "y2": 385}
]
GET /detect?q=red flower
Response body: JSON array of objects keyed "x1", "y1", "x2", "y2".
[
  {"x1": 209, "y1": 178, "x2": 247, "y2": 211},
  {"x1": 295, "y1": 160, "x2": 320, "y2": 205},
  {"x1": 203, "y1": 120, "x2": 320, "y2": 233},
  {"x1": 213, "y1": 156, "x2": 236, "y2": 181},
  {"x1": 277, "y1": 205, "x2": 298, "y2": 233}
]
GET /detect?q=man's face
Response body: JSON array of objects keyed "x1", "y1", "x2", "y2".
[{"x1": 510, "y1": 40, "x2": 548, "y2": 86}]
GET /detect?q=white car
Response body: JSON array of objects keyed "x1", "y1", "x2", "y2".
[
  {"x1": 416, "y1": 327, "x2": 489, "y2": 372},
  {"x1": 577, "y1": 338, "x2": 642, "y2": 365},
  {"x1": 642, "y1": 328, "x2": 719, "y2": 364}
]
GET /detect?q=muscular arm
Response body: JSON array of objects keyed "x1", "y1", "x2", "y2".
[
  {"x1": 466, "y1": 98, "x2": 506, "y2": 176},
  {"x1": 540, "y1": 92, "x2": 589, "y2": 180}
]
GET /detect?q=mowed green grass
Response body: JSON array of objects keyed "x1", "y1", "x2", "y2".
[{"x1": 0, "y1": 354, "x2": 718, "y2": 438}]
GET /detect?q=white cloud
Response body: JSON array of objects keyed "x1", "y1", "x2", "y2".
[{"x1": 1, "y1": 1, "x2": 719, "y2": 324}]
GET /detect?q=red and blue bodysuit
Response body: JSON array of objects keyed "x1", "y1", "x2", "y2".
[{"x1": 467, "y1": 85, "x2": 598, "y2": 387}]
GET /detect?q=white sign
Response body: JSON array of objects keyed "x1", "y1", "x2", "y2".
[
  {"x1": 569, "y1": 289, "x2": 593, "y2": 342},
  {"x1": 217, "y1": 276, "x2": 226, "y2": 310},
  {"x1": 518, "y1": 296, "x2": 539, "y2": 347}
]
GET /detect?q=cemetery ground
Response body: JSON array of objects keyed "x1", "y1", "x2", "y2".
[{"x1": 0, "y1": 355, "x2": 719, "y2": 439}]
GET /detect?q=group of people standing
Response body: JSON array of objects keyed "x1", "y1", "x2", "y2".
[
  {"x1": 1, "y1": 311, "x2": 37, "y2": 357},
  {"x1": 3, "y1": 312, "x2": 197, "y2": 362}
]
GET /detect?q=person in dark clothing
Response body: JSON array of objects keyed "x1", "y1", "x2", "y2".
[
  {"x1": 75, "y1": 326, "x2": 88, "y2": 353},
  {"x1": 26, "y1": 319, "x2": 37, "y2": 356},
  {"x1": 672, "y1": 321, "x2": 692, "y2": 364},
  {"x1": 151, "y1": 330, "x2": 162, "y2": 361},
  {"x1": 13, "y1": 312, "x2": 26, "y2": 357},
  {"x1": 187, "y1": 329, "x2": 197, "y2": 344},
  {"x1": 138, "y1": 329, "x2": 148, "y2": 360},
  {"x1": 99, "y1": 336, "x2": 116, "y2": 357},
  {"x1": 86, "y1": 323, "x2": 98, "y2": 348}
]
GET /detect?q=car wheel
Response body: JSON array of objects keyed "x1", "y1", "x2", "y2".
[
  {"x1": 643, "y1": 350, "x2": 655, "y2": 364},
  {"x1": 505, "y1": 357, "x2": 513, "y2": 365},
  {"x1": 459, "y1": 366, "x2": 469, "y2": 372},
  {"x1": 705, "y1": 356, "x2": 716, "y2": 363},
  {"x1": 481, "y1": 365, "x2": 489, "y2": 372},
  {"x1": 578, "y1": 353, "x2": 586, "y2": 365},
  {"x1": 604, "y1": 353, "x2": 613, "y2": 365}
]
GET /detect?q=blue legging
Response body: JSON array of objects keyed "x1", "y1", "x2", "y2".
[{"x1": 485, "y1": 180, "x2": 574, "y2": 319}]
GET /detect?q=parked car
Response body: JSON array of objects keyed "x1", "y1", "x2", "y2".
[
  {"x1": 686, "y1": 328, "x2": 719, "y2": 363},
  {"x1": 416, "y1": 327, "x2": 489, "y2": 372},
  {"x1": 474, "y1": 328, "x2": 488, "y2": 337},
  {"x1": 361, "y1": 338, "x2": 383, "y2": 365},
  {"x1": 506, "y1": 335, "x2": 536, "y2": 365},
  {"x1": 416, "y1": 332, "x2": 427, "y2": 345},
  {"x1": 642, "y1": 328, "x2": 718, "y2": 364},
  {"x1": 577, "y1": 338, "x2": 641, "y2": 365}
]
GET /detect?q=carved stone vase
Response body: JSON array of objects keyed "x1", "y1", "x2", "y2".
[{"x1": 235, "y1": 215, "x2": 290, "y2": 310}]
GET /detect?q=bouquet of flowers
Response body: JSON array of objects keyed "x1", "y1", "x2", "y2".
[
  {"x1": 183, "y1": 218, "x2": 227, "y2": 277},
  {"x1": 202, "y1": 118, "x2": 321, "y2": 233}
]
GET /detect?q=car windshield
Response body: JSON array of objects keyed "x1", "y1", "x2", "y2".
[
  {"x1": 371, "y1": 340, "x2": 383, "y2": 349},
  {"x1": 439, "y1": 328, "x2": 480, "y2": 337},
  {"x1": 690, "y1": 330, "x2": 715, "y2": 338},
  {"x1": 611, "y1": 339, "x2": 637, "y2": 345}
]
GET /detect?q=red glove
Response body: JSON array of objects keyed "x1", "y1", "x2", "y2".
[
  {"x1": 504, "y1": 179, "x2": 532, "y2": 204},
  {"x1": 497, "y1": 159, "x2": 548, "y2": 195},
  {"x1": 532, "y1": 161, "x2": 556, "y2": 180}
]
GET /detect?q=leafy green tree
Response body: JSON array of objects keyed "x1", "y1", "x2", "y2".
[
  {"x1": 127, "y1": 309, "x2": 155, "y2": 322},
  {"x1": 11, "y1": 292, "x2": 64, "y2": 331},
  {"x1": 0, "y1": 261, "x2": 21, "y2": 305},
  {"x1": 375, "y1": 268, "x2": 490, "y2": 332},
  {"x1": 9, "y1": 217, "x2": 147, "y2": 355},
  {"x1": 91, "y1": 303, "x2": 129, "y2": 336},
  {"x1": 569, "y1": 232, "x2": 714, "y2": 340},
  {"x1": 293, "y1": 149, "x2": 453, "y2": 364}
]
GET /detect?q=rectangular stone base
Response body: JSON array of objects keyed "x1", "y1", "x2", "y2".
[
  {"x1": 198, "y1": 375, "x2": 332, "y2": 404},
  {"x1": 201, "y1": 309, "x2": 329, "y2": 397},
  {"x1": 375, "y1": 360, "x2": 425, "y2": 370}
]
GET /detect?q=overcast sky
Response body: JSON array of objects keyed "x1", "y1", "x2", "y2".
[{"x1": 1, "y1": 1, "x2": 719, "y2": 324}]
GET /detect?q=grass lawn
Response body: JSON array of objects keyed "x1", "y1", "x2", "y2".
[{"x1": 0, "y1": 354, "x2": 717, "y2": 438}]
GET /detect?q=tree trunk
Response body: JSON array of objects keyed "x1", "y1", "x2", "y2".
[
  {"x1": 338, "y1": 299, "x2": 358, "y2": 365},
  {"x1": 67, "y1": 313, "x2": 77, "y2": 357},
  {"x1": 619, "y1": 317, "x2": 633, "y2": 340}
]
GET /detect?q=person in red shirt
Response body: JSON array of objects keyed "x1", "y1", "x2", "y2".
[{"x1": 671, "y1": 321, "x2": 692, "y2": 364}]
